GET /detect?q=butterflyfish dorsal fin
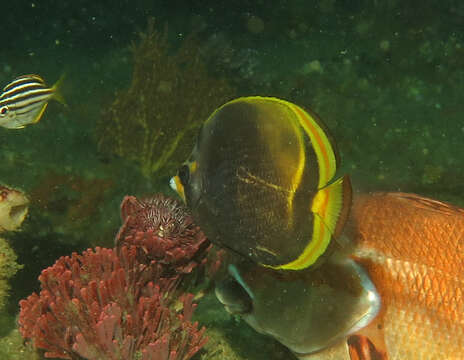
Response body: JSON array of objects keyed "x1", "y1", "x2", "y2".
[{"x1": 287, "y1": 101, "x2": 339, "y2": 188}]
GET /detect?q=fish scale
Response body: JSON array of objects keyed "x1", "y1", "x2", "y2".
[{"x1": 348, "y1": 192, "x2": 464, "y2": 359}]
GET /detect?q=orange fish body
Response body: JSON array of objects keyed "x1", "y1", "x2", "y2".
[
  {"x1": 217, "y1": 192, "x2": 464, "y2": 360},
  {"x1": 340, "y1": 192, "x2": 464, "y2": 360}
]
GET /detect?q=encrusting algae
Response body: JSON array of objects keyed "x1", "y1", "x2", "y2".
[
  {"x1": 98, "y1": 19, "x2": 235, "y2": 180},
  {"x1": 0, "y1": 185, "x2": 28, "y2": 309},
  {"x1": 0, "y1": 238, "x2": 22, "y2": 309}
]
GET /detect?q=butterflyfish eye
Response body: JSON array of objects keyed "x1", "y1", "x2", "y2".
[
  {"x1": 178, "y1": 164, "x2": 190, "y2": 186},
  {"x1": 0, "y1": 106, "x2": 9, "y2": 116}
]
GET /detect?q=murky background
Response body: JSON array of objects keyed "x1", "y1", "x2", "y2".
[{"x1": 0, "y1": 1, "x2": 463, "y2": 358}]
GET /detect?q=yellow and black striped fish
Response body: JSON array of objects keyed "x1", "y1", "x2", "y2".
[
  {"x1": 170, "y1": 96, "x2": 351, "y2": 270},
  {"x1": 0, "y1": 74, "x2": 65, "y2": 129}
]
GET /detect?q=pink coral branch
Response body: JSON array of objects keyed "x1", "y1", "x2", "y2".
[{"x1": 19, "y1": 194, "x2": 210, "y2": 360}]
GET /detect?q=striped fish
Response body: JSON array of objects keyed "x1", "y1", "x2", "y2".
[
  {"x1": 170, "y1": 96, "x2": 352, "y2": 270},
  {"x1": 0, "y1": 74, "x2": 65, "y2": 129}
]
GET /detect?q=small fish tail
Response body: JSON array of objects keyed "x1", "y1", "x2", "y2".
[{"x1": 51, "y1": 73, "x2": 67, "y2": 106}]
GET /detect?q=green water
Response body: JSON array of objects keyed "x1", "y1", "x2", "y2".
[{"x1": 0, "y1": 1, "x2": 463, "y2": 359}]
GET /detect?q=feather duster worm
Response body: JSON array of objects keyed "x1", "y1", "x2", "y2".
[{"x1": 116, "y1": 195, "x2": 211, "y2": 275}]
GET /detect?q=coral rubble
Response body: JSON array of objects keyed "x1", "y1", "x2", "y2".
[{"x1": 98, "y1": 19, "x2": 235, "y2": 180}]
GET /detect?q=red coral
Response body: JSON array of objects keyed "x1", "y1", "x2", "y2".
[
  {"x1": 116, "y1": 194, "x2": 211, "y2": 275},
  {"x1": 19, "y1": 194, "x2": 210, "y2": 360},
  {"x1": 19, "y1": 246, "x2": 206, "y2": 360}
]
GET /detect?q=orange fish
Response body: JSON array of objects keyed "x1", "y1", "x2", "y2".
[
  {"x1": 343, "y1": 191, "x2": 464, "y2": 359},
  {"x1": 216, "y1": 192, "x2": 464, "y2": 359}
]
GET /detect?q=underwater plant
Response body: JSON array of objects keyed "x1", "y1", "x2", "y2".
[
  {"x1": 98, "y1": 19, "x2": 235, "y2": 180},
  {"x1": 18, "y1": 194, "x2": 211, "y2": 360}
]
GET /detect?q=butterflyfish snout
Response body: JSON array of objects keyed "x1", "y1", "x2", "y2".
[{"x1": 170, "y1": 96, "x2": 351, "y2": 270}]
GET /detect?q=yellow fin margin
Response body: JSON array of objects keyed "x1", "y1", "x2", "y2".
[
  {"x1": 289, "y1": 103, "x2": 337, "y2": 188},
  {"x1": 32, "y1": 103, "x2": 48, "y2": 124},
  {"x1": 270, "y1": 175, "x2": 351, "y2": 270}
]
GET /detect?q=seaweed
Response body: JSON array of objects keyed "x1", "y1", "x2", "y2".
[{"x1": 98, "y1": 19, "x2": 235, "y2": 181}]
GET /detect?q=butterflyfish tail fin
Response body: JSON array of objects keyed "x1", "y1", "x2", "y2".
[
  {"x1": 313, "y1": 174, "x2": 352, "y2": 239},
  {"x1": 333, "y1": 174, "x2": 352, "y2": 238},
  {"x1": 51, "y1": 73, "x2": 67, "y2": 107}
]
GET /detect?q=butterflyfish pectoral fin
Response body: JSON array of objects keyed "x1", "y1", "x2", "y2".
[{"x1": 274, "y1": 174, "x2": 352, "y2": 270}]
